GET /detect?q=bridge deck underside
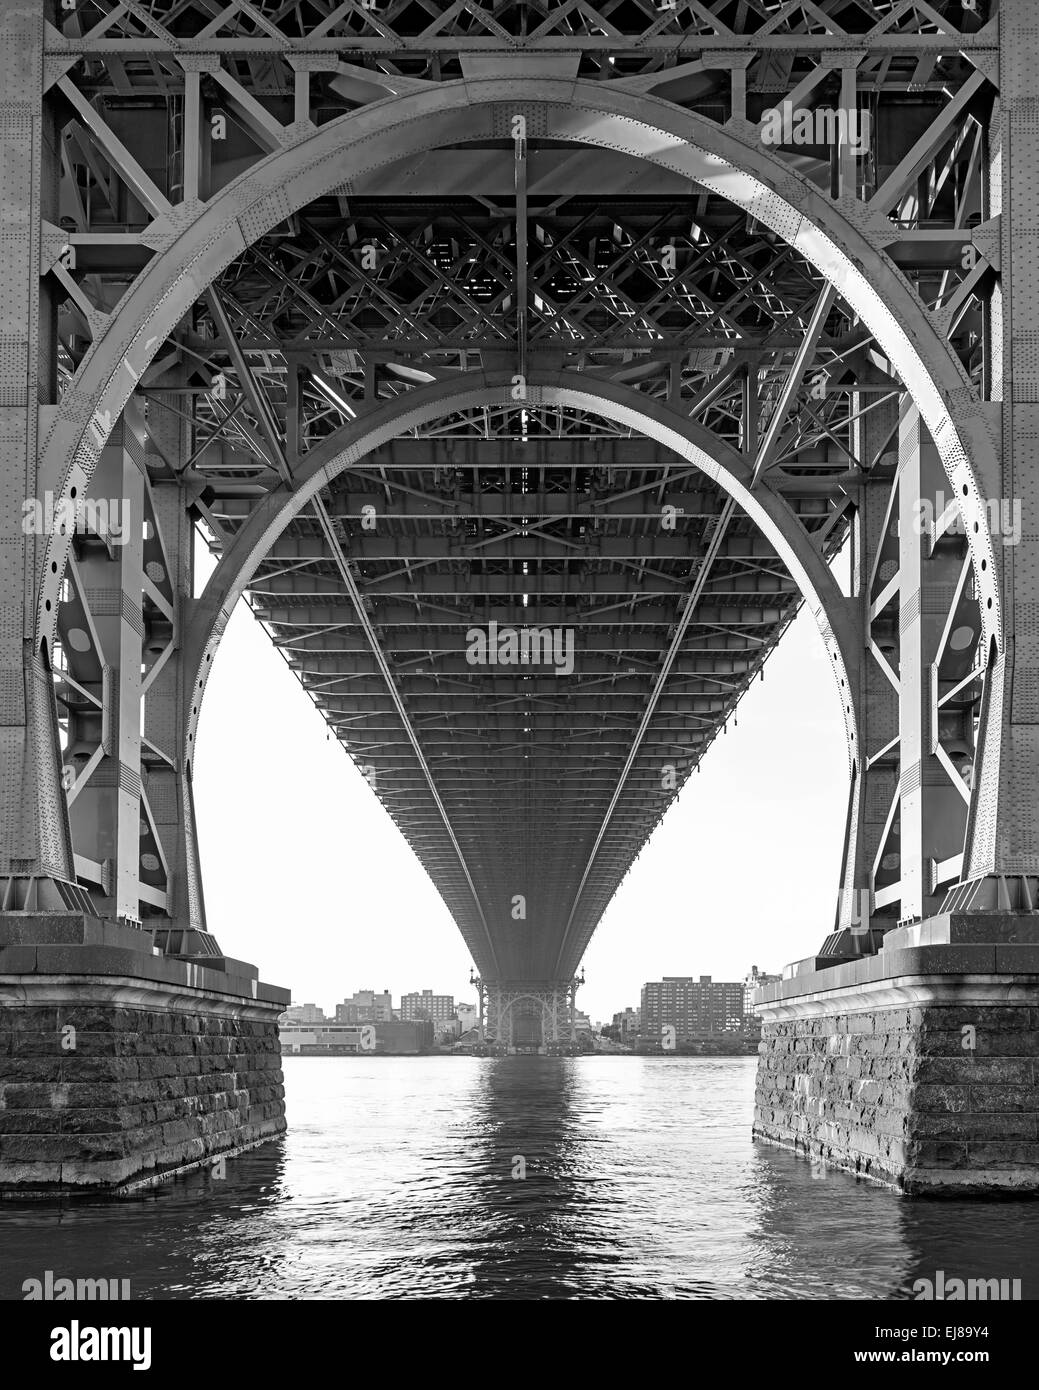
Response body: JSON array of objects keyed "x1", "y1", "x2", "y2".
[
  {"x1": 238, "y1": 438, "x2": 842, "y2": 980},
  {"x1": 180, "y1": 194, "x2": 866, "y2": 980}
]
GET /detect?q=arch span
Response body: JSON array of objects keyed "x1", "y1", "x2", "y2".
[
  {"x1": 181, "y1": 370, "x2": 864, "y2": 951},
  {"x1": 37, "y1": 77, "x2": 1000, "y2": 657},
  {"x1": 491, "y1": 991, "x2": 570, "y2": 1052}
]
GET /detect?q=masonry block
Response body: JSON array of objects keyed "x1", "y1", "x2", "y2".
[
  {"x1": 754, "y1": 915, "x2": 1039, "y2": 1194},
  {"x1": 0, "y1": 914, "x2": 288, "y2": 1194}
]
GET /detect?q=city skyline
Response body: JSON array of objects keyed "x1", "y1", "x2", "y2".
[{"x1": 283, "y1": 963, "x2": 780, "y2": 1028}]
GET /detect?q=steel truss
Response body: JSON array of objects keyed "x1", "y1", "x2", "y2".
[
  {"x1": 3, "y1": 0, "x2": 1032, "y2": 993},
  {"x1": 478, "y1": 975, "x2": 580, "y2": 1055}
]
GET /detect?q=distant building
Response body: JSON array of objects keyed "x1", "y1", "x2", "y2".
[
  {"x1": 282, "y1": 1002, "x2": 326, "y2": 1024},
  {"x1": 612, "y1": 1007, "x2": 640, "y2": 1041},
  {"x1": 280, "y1": 1019, "x2": 434, "y2": 1055},
  {"x1": 401, "y1": 989, "x2": 455, "y2": 1023},
  {"x1": 455, "y1": 1002, "x2": 479, "y2": 1032},
  {"x1": 640, "y1": 976, "x2": 744, "y2": 1040},
  {"x1": 743, "y1": 966, "x2": 781, "y2": 1015},
  {"x1": 573, "y1": 1009, "x2": 593, "y2": 1032},
  {"x1": 335, "y1": 990, "x2": 393, "y2": 1024}
]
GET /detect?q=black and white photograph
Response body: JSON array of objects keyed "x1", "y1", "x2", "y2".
[{"x1": 0, "y1": 0, "x2": 1033, "y2": 1358}]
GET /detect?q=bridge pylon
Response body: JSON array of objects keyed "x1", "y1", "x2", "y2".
[{"x1": 472, "y1": 977, "x2": 583, "y2": 1055}]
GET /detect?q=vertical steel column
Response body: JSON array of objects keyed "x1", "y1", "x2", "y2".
[
  {"x1": 486, "y1": 985, "x2": 503, "y2": 1049},
  {"x1": 145, "y1": 430, "x2": 211, "y2": 944},
  {"x1": 838, "y1": 62, "x2": 861, "y2": 199},
  {"x1": 0, "y1": 2, "x2": 75, "y2": 904},
  {"x1": 835, "y1": 398, "x2": 899, "y2": 946},
  {"x1": 898, "y1": 401, "x2": 972, "y2": 921},
  {"x1": 71, "y1": 420, "x2": 145, "y2": 924},
  {"x1": 961, "y1": 0, "x2": 1039, "y2": 904}
]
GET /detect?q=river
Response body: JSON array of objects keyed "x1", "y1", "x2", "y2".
[{"x1": 1, "y1": 1055, "x2": 1037, "y2": 1300}]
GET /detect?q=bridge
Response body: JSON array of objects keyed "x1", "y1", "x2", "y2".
[{"x1": 0, "y1": 0, "x2": 1037, "y2": 1191}]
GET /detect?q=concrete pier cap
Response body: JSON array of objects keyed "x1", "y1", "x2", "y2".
[{"x1": 753, "y1": 914, "x2": 1039, "y2": 1195}]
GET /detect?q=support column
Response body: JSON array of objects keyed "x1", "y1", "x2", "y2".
[
  {"x1": 896, "y1": 401, "x2": 974, "y2": 921},
  {"x1": 956, "y1": 0, "x2": 1039, "y2": 906},
  {"x1": 831, "y1": 392, "x2": 980, "y2": 951},
  {"x1": 830, "y1": 397, "x2": 899, "y2": 954},
  {"x1": 0, "y1": 2, "x2": 77, "y2": 909},
  {"x1": 485, "y1": 984, "x2": 504, "y2": 1051},
  {"x1": 474, "y1": 976, "x2": 486, "y2": 1041},
  {"x1": 69, "y1": 423, "x2": 145, "y2": 924},
  {"x1": 140, "y1": 385, "x2": 213, "y2": 951}
]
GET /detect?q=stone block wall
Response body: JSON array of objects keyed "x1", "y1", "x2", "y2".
[
  {"x1": 0, "y1": 1002, "x2": 285, "y2": 1189},
  {"x1": 0, "y1": 914, "x2": 288, "y2": 1193},
  {"x1": 754, "y1": 979, "x2": 1039, "y2": 1194}
]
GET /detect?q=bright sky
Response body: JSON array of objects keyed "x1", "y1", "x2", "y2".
[{"x1": 193, "y1": 538, "x2": 850, "y2": 1024}]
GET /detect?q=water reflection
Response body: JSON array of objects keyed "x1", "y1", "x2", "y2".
[
  {"x1": 0, "y1": 1141, "x2": 290, "y2": 1301},
  {"x1": 465, "y1": 1057, "x2": 600, "y2": 1297},
  {"x1": 894, "y1": 1200, "x2": 1039, "y2": 1300}
]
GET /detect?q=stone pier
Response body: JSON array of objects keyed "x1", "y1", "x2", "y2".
[
  {"x1": 753, "y1": 915, "x2": 1039, "y2": 1195},
  {"x1": 0, "y1": 914, "x2": 288, "y2": 1194}
]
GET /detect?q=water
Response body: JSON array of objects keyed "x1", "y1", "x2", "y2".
[{"x1": 1, "y1": 1055, "x2": 1038, "y2": 1300}]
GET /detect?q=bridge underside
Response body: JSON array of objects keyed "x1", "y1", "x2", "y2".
[
  {"x1": 3, "y1": 0, "x2": 1039, "y2": 1192},
  {"x1": 9, "y1": 2, "x2": 1000, "y2": 974},
  {"x1": 51, "y1": 132, "x2": 900, "y2": 985},
  {"x1": 243, "y1": 401, "x2": 847, "y2": 983}
]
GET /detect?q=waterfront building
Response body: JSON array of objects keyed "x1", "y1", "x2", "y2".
[
  {"x1": 611, "y1": 1007, "x2": 641, "y2": 1042},
  {"x1": 335, "y1": 990, "x2": 393, "y2": 1023},
  {"x1": 640, "y1": 976, "x2": 745, "y2": 1039},
  {"x1": 280, "y1": 1020, "x2": 434, "y2": 1055},
  {"x1": 282, "y1": 1002, "x2": 327, "y2": 1025},
  {"x1": 401, "y1": 989, "x2": 455, "y2": 1023}
]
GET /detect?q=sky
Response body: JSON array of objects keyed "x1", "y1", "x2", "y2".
[{"x1": 192, "y1": 538, "x2": 850, "y2": 1024}]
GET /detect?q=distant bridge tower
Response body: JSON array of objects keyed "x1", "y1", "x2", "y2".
[{"x1": 472, "y1": 975, "x2": 582, "y2": 1055}]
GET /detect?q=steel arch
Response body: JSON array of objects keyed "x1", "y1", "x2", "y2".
[
  {"x1": 36, "y1": 78, "x2": 1000, "y2": 658},
  {"x1": 179, "y1": 370, "x2": 863, "y2": 965}
]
